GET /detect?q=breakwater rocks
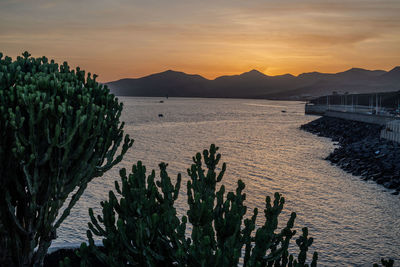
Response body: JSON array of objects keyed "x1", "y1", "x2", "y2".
[{"x1": 301, "y1": 117, "x2": 400, "y2": 195}]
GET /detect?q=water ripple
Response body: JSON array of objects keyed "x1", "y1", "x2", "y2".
[{"x1": 56, "y1": 97, "x2": 400, "y2": 266}]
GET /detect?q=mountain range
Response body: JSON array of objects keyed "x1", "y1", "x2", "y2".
[{"x1": 106, "y1": 67, "x2": 400, "y2": 100}]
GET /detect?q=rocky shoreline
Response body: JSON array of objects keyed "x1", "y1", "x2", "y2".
[{"x1": 301, "y1": 116, "x2": 400, "y2": 196}]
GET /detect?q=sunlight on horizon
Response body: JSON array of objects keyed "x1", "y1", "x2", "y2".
[{"x1": 1, "y1": 0, "x2": 399, "y2": 82}]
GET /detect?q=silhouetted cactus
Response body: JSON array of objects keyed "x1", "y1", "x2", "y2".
[
  {"x1": 80, "y1": 145, "x2": 317, "y2": 266},
  {"x1": 373, "y1": 258, "x2": 394, "y2": 267},
  {"x1": 79, "y1": 162, "x2": 186, "y2": 267},
  {"x1": 0, "y1": 52, "x2": 133, "y2": 266}
]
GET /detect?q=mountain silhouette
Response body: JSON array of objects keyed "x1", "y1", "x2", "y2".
[
  {"x1": 107, "y1": 67, "x2": 400, "y2": 100},
  {"x1": 108, "y1": 70, "x2": 209, "y2": 97},
  {"x1": 381, "y1": 66, "x2": 400, "y2": 82}
]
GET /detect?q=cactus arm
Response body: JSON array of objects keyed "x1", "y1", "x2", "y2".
[
  {"x1": 4, "y1": 191, "x2": 29, "y2": 236},
  {"x1": 53, "y1": 183, "x2": 88, "y2": 229}
]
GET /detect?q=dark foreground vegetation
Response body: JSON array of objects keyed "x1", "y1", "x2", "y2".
[
  {"x1": 0, "y1": 52, "x2": 133, "y2": 266},
  {"x1": 0, "y1": 52, "x2": 394, "y2": 266},
  {"x1": 301, "y1": 117, "x2": 400, "y2": 195},
  {"x1": 57, "y1": 145, "x2": 318, "y2": 267}
]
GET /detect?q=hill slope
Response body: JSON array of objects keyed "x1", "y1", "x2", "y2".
[{"x1": 106, "y1": 67, "x2": 400, "y2": 100}]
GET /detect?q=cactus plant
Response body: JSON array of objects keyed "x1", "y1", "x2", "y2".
[
  {"x1": 80, "y1": 144, "x2": 317, "y2": 266},
  {"x1": 0, "y1": 52, "x2": 133, "y2": 266},
  {"x1": 373, "y1": 258, "x2": 394, "y2": 267},
  {"x1": 80, "y1": 162, "x2": 186, "y2": 266}
]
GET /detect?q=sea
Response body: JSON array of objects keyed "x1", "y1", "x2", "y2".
[{"x1": 54, "y1": 97, "x2": 400, "y2": 266}]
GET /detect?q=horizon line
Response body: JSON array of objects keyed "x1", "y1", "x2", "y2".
[{"x1": 106, "y1": 65, "x2": 400, "y2": 83}]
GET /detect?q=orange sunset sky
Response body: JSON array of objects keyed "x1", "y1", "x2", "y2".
[{"x1": 1, "y1": 0, "x2": 399, "y2": 82}]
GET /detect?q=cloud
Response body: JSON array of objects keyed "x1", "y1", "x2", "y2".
[{"x1": 0, "y1": 0, "x2": 399, "y2": 81}]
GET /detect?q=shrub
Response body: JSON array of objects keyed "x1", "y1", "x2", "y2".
[
  {"x1": 0, "y1": 52, "x2": 133, "y2": 266},
  {"x1": 77, "y1": 145, "x2": 318, "y2": 266}
]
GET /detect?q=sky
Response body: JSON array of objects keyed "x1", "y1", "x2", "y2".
[{"x1": 1, "y1": 0, "x2": 399, "y2": 82}]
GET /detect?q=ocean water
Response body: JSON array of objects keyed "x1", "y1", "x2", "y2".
[{"x1": 55, "y1": 97, "x2": 400, "y2": 266}]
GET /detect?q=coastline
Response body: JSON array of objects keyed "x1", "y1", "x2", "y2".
[{"x1": 301, "y1": 116, "x2": 400, "y2": 196}]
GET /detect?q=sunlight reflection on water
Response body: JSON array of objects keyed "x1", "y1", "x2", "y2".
[{"x1": 56, "y1": 97, "x2": 400, "y2": 266}]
